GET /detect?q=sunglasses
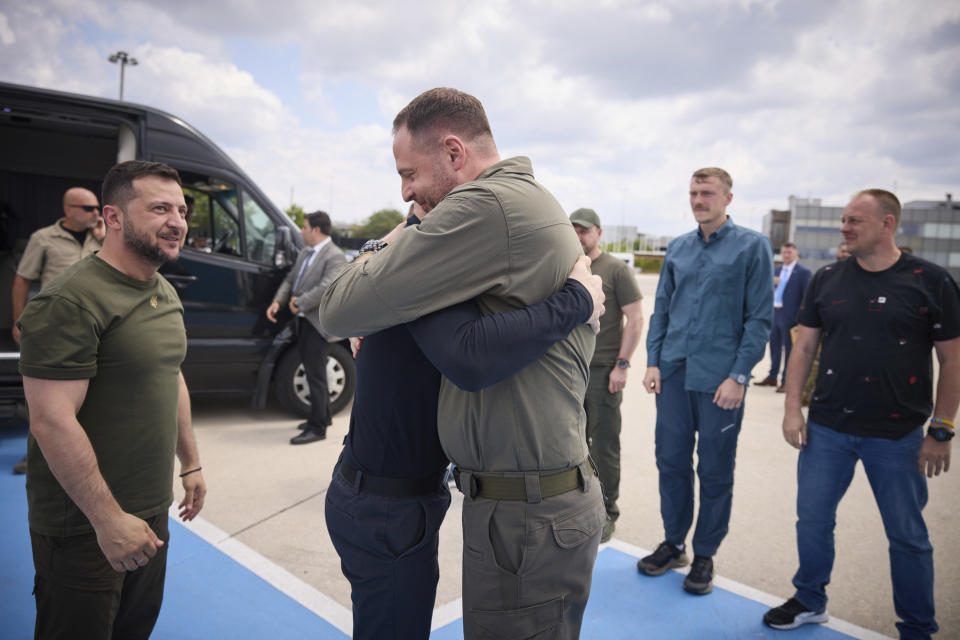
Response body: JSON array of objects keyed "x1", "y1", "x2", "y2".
[{"x1": 69, "y1": 205, "x2": 101, "y2": 212}]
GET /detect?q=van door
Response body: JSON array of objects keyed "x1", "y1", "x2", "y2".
[{"x1": 159, "y1": 168, "x2": 290, "y2": 394}]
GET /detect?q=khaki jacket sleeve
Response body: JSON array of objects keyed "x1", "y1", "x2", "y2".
[
  {"x1": 16, "y1": 235, "x2": 45, "y2": 281},
  {"x1": 320, "y1": 188, "x2": 509, "y2": 337}
]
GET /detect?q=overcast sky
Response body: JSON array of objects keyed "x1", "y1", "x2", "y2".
[{"x1": 1, "y1": 0, "x2": 958, "y2": 237}]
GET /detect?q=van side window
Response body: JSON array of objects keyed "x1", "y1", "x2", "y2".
[
  {"x1": 180, "y1": 174, "x2": 240, "y2": 256},
  {"x1": 241, "y1": 190, "x2": 277, "y2": 265}
]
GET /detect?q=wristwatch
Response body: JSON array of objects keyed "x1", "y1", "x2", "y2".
[
  {"x1": 359, "y1": 239, "x2": 388, "y2": 255},
  {"x1": 927, "y1": 425, "x2": 955, "y2": 442},
  {"x1": 729, "y1": 373, "x2": 747, "y2": 385},
  {"x1": 616, "y1": 358, "x2": 631, "y2": 369}
]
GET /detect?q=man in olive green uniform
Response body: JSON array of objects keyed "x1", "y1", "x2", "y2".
[
  {"x1": 570, "y1": 208, "x2": 643, "y2": 543},
  {"x1": 321, "y1": 88, "x2": 606, "y2": 639},
  {"x1": 18, "y1": 161, "x2": 205, "y2": 640}
]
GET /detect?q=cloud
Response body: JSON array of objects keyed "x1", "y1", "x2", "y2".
[{"x1": 1, "y1": 0, "x2": 957, "y2": 238}]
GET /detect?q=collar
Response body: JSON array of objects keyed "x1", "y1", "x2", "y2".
[
  {"x1": 308, "y1": 237, "x2": 331, "y2": 254},
  {"x1": 475, "y1": 156, "x2": 534, "y2": 181},
  {"x1": 697, "y1": 216, "x2": 735, "y2": 243}
]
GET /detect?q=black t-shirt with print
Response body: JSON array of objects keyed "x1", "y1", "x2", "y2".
[{"x1": 798, "y1": 253, "x2": 960, "y2": 439}]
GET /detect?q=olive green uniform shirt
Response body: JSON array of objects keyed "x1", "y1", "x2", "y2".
[
  {"x1": 321, "y1": 157, "x2": 594, "y2": 473},
  {"x1": 589, "y1": 252, "x2": 642, "y2": 366},
  {"x1": 18, "y1": 255, "x2": 186, "y2": 537},
  {"x1": 16, "y1": 219, "x2": 103, "y2": 287}
]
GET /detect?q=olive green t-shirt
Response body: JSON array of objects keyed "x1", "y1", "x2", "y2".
[
  {"x1": 590, "y1": 252, "x2": 642, "y2": 366},
  {"x1": 19, "y1": 254, "x2": 186, "y2": 537}
]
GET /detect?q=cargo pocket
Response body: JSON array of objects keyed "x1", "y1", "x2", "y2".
[
  {"x1": 552, "y1": 502, "x2": 604, "y2": 549},
  {"x1": 472, "y1": 596, "x2": 563, "y2": 640}
]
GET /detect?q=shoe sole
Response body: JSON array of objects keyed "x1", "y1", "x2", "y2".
[
  {"x1": 637, "y1": 556, "x2": 689, "y2": 576},
  {"x1": 682, "y1": 580, "x2": 713, "y2": 595},
  {"x1": 764, "y1": 611, "x2": 829, "y2": 630}
]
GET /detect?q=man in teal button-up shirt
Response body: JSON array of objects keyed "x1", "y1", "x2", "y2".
[{"x1": 638, "y1": 167, "x2": 773, "y2": 596}]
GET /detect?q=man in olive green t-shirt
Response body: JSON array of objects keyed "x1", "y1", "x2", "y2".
[
  {"x1": 17, "y1": 161, "x2": 205, "y2": 640},
  {"x1": 321, "y1": 88, "x2": 606, "y2": 639},
  {"x1": 570, "y1": 208, "x2": 643, "y2": 543}
]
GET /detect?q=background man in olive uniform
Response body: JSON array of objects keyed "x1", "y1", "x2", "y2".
[
  {"x1": 570, "y1": 207, "x2": 643, "y2": 543},
  {"x1": 10, "y1": 186, "x2": 105, "y2": 474},
  {"x1": 18, "y1": 161, "x2": 205, "y2": 639},
  {"x1": 321, "y1": 88, "x2": 606, "y2": 639}
]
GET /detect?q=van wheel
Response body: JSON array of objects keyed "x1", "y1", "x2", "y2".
[{"x1": 275, "y1": 342, "x2": 356, "y2": 418}]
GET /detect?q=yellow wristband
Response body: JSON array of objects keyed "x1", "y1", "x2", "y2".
[{"x1": 930, "y1": 417, "x2": 955, "y2": 429}]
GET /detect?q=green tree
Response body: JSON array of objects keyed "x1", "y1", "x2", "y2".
[
  {"x1": 285, "y1": 203, "x2": 305, "y2": 227},
  {"x1": 350, "y1": 208, "x2": 404, "y2": 239}
]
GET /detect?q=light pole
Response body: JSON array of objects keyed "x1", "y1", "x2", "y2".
[{"x1": 108, "y1": 51, "x2": 138, "y2": 100}]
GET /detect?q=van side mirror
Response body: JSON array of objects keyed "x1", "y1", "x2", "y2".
[{"x1": 274, "y1": 227, "x2": 298, "y2": 268}]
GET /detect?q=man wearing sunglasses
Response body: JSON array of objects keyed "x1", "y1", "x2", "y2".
[{"x1": 10, "y1": 187, "x2": 105, "y2": 474}]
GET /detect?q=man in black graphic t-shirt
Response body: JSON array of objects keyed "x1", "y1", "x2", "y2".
[{"x1": 763, "y1": 189, "x2": 960, "y2": 638}]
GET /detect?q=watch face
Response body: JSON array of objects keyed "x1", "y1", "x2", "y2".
[{"x1": 931, "y1": 427, "x2": 954, "y2": 442}]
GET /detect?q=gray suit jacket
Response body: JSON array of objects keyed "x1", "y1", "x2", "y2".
[{"x1": 274, "y1": 240, "x2": 347, "y2": 339}]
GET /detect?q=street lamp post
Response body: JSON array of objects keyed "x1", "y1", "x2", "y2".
[{"x1": 108, "y1": 51, "x2": 138, "y2": 100}]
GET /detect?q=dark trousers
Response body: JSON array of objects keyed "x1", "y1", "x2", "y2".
[
  {"x1": 768, "y1": 310, "x2": 793, "y2": 383},
  {"x1": 298, "y1": 317, "x2": 332, "y2": 431},
  {"x1": 325, "y1": 459, "x2": 451, "y2": 640},
  {"x1": 30, "y1": 513, "x2": 169, "y2": 640},
  {"x1": 585, "y1": 364, "x2": 622, "y2": 521},
  {"x1": 654, "y1": 363, "x2": 744, "y2": 557}
]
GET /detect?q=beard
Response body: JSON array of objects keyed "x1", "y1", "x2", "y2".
[{"x1": 123, "y1": 220, "x2": 177, "y2": 266}]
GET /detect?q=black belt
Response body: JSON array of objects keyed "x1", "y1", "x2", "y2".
[
  {"x1": 339, "y1": 460, "x2": 446, "y2": 498},
  {"x1": 453, "y1": 459, "x2": 597, "y2": 502}
]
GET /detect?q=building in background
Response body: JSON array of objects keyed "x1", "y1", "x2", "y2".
[
  {"x1": 762, "y1": 194, "x2": 960, "y2": 280},
  {"x1": 602, "y1": 224, "x2": 638, "y2": 251}
]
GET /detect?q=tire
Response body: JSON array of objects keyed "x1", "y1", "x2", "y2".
[{"x1": 274, "y1": 341, "x2": 356, "y2": 418}]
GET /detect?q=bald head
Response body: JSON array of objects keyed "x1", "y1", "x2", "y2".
[{"x1": 62, "y1": 187, "x2": 101, "y2": 232}]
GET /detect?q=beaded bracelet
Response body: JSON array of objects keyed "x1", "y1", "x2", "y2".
[{"x1": 930, "y1": 417, "x2": 955, "y2": 429}]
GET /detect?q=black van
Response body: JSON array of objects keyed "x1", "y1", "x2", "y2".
[{"x1": 0, "y1": 81, "x2": 355, "y2": 418}]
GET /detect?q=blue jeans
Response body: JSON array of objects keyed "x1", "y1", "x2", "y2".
[
  {"x1": 654, "y1": 364, "x2": 744, "y2": 557},
  {"x1": 793, "y1": 422, "x2": 936, "y2": 640}
]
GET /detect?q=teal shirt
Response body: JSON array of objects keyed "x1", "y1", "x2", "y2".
[
  {"x1": 646, "y1": 218, "x2": 773, "y2": 392},
  {"x1": 321, "y1": 157, "x2": 593, "y2": 472}
]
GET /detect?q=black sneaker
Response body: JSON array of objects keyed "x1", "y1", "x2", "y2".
[
  {"x1": 763, "y1": 597, "x2": 828, "y2": 630},
  {"x1": 683, "y1": 555, "x2": 714, "y2": 595},
  {"x1": 637, "y1": 541, "x2": 689, "y2": 576}
]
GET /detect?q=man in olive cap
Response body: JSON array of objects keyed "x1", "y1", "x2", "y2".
[{"x1": 570, "y1": 208, "x2": 643, "y2": 542}]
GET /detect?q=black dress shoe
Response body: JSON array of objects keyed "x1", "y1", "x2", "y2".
[
  {"x1": 754, "y1": 377, "x2": 777, "y2": 386},
  {"x1": 290, "y1": 429, "x2": 326, "y2": 445},
  {"x1": 297, "y1": 422, "x2": 310, "y2": 431}
]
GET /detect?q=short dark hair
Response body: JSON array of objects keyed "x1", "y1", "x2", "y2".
[
  {"x1": 102, "y1": 161, "x2": 182, "y2": 211},
  {"x1": 854, "y1": 188, "x2": 901, "y2": 226},
  {"x1": 392, "y1": 88, "x2": 493, "y2": 147},
  {"x1": 305, "y1": 210, "x2": 331, "y2": 235},
  {"x1": 781, "y1": 242, "x2": 797, "y2": 250}
]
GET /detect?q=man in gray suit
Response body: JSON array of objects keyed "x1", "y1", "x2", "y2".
[{"x1": 267, "y1": 211, "x2": 346, "y2": 444}]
